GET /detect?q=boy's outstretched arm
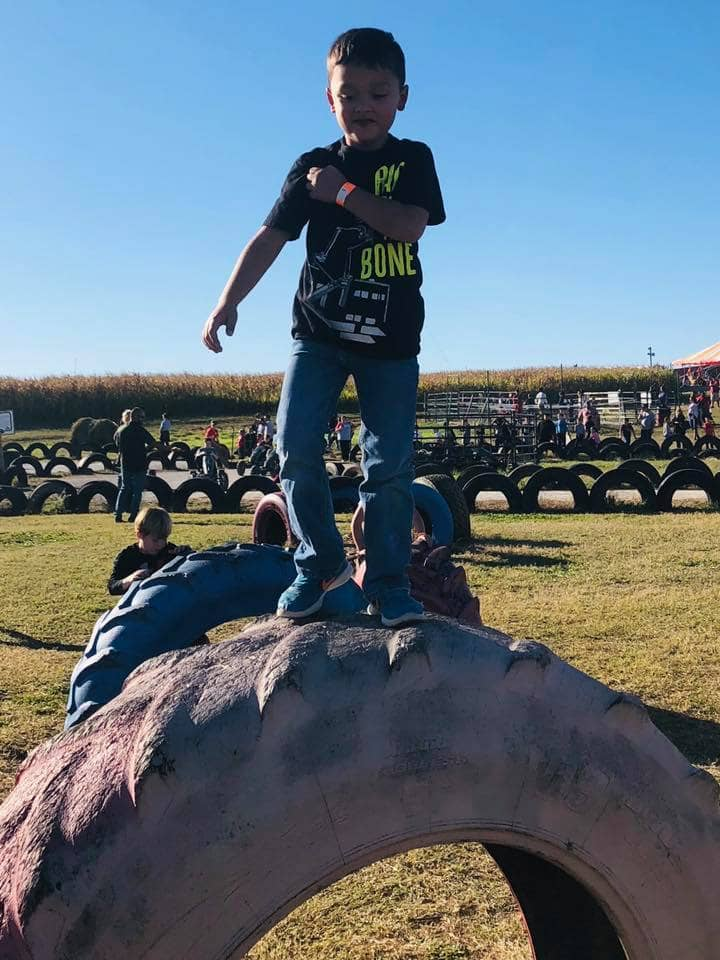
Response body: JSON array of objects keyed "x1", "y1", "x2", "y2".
[
  {"x1": 202, "y1": 225, "x2": 289, "y2": 353},
  {"x1": 306, "y1": 166, "x2": 428, "y2": 243}
]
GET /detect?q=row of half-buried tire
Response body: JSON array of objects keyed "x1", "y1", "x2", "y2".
[
  {"x1": 0, "y1": 476, "x2": 281, "y2": 517},
  {"x1": 460, "y1": 460, "x2": 720, "y2": 512},
  {"x1": 0, "y1": 474, "x2": 404, "y2": 517},
  {"x1": 538, "y1": 433, "x2": 720, "y2": 461}
]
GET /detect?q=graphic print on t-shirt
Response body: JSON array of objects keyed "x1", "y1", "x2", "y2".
[
  {"x1": 304, "y1": 159, "x2": 418, "y2": 346},
  {"x1": 305, "y1": 224, "x2": 390, "y2": 345}
]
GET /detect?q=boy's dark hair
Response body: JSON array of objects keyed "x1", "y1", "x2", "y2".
[{"x1": 327, "y1": 28, "x2": 406, "y2": 86}]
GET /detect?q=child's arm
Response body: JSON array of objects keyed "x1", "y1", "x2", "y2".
[
  {"x1": 306, "y1": 166, "x2": 428, "y2": 243},
  {"x1": 202, "y1": 226, "x2": 290, "y2": 353}
]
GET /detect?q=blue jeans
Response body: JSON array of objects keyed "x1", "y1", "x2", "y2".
[
  {"x1": 277, "y1": 339, "x2": 419, "y2": 603},
  {"x1": 115, "y1": 468, "x2": 146, "y2": 520}
]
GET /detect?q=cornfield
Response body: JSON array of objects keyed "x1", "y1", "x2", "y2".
[{"x1": 0, "y1": 366, "x2": 675, "y2": 428}]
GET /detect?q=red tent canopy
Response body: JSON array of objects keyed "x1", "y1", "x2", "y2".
[{"x1": 672, "y1": 341, "x2": 720, "y2": 369}]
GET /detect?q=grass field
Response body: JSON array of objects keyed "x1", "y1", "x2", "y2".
[{"x1": 2, "y1": 502, "x2": 719, "y2": 958}]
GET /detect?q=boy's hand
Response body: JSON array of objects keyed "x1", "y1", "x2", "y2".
[
  {"x1": 306, "y1": 166, "x2": 346, "y2": 204},
  {"x1": 202, "y1": 301, "x2": 238, "y2": 353},
  {"x1": 124, "y1": 566, "x2": 150, "y2": 588}
]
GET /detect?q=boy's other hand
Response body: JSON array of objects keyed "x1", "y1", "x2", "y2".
[
  {"x1": 202, "y1": 301, "x2": 238, "y2": 353},
  {"x1": 306, "y1": 165, "x2": 345, "y2": 204}
]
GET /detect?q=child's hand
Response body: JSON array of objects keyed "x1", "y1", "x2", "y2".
[
  {"x1": 306, "y1": 165, "x2": 346, "y2": 204},
  {"x1": 202, "y1": 301, "x2": 238, "y2": 353}
]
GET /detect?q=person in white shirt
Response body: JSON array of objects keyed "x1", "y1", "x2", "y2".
[
  {"x1": 262, "y1": 418, "x2": 275, "y2": 442},
  {"x1": 159, "y1": 413, "x2": 171, "y2": 446}
]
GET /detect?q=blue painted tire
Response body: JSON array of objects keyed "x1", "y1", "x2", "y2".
[
  {"x1": 65, "y1": 543, "x2": 367, "y2": 728},
  {"x1": 411, "y1": 479, "x2": 453, "y2": 547}
]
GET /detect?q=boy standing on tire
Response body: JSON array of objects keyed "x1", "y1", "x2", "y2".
[{"x1": 202, "y1": 28, "x2": 445, "y2": 625}]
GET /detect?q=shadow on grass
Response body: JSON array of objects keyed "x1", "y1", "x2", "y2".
[
  {"x1": 470, "y1": 537, "x2": 571, "y2": 549},
  {"x1": 0, "y1": 627, "x2": 85, "y2": 654},
  {"x1": 649, "y1": 706, "x2": 720, "y2": 766},
  {"x1": 457, "y1": 538, "x2": 570, "y2": 569},
  {"x1": 480, "y1": 551, "x2": 569, "y2": 570}
]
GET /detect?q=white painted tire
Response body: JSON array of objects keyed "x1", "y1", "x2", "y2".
[{"x1": 1, "y1": 617, "x2": 719, "y2": 959}]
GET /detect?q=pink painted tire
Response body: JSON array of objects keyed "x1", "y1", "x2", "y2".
[
  {"x1": 252, "y1": 491, "x2": 299, "y2": 548},
  {"x1": 1, "y1": 619, "x2": 719, "y2": 959}
]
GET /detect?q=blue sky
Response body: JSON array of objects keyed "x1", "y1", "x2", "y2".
[{"x1": 2, "y1": 0, "x2": 718, "y2": 377}]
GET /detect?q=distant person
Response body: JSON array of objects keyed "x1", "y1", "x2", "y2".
[
  {"x1": 588, "y1": 424, "x2": 600, "y2": 446},
  {"x1": 235, "y1": 428, "x2": 248, "y2": 458},
  {"x1": 688, "y1": 399, "x2": 701, "y2": 438},
  {"x1": 159, "y1": 412, "x2": 171, "y2": 446},
  {"x1": 534, "y1": 388, "x2": 548, "y2": 410},
  {"x1": 704, "y1": 416, "x2": 715, "y2": 438},
  {"x1": 555, "y1": 413, "x2": 568, "y2": 449},
  {"x1": 638, "y1": 407, "x2": 656, "y2": 442},
  {"x1": 671, "y1": 407, "x2": 688, "y2": 436},
  {"x1": 0, "y1": 430, "x2": 5, "y2": 473},
  {"x1": 249, "y1": 439, "x2": 271, "y2": 473},
  {"x1": 620, "y1": 418, "x2": 636, "y2": 445},
  {"x1": 711, "y1": 377, "x2": 720, "y2": 408},
  {"x1": 537, "y1": 414, "x2": 555, "y2": 445},
  {"x1": 261, "y1": 417, "x2": 275, "y2": 443},
  {"x1": 575, "y1": 420, "x2": 586, "y2": 441},
  {"x1": 337, "y1": 416, "x2": 353, "y2": 460},
  {"x1": 114, "y1": 407, "x2": 155, "y2": 524},
  {"x1": 204, "y1": 420, "x2": 219, "y2": 444},
  {"x1": 462, "y1": 417, "x2": 471, "y2": 446}
]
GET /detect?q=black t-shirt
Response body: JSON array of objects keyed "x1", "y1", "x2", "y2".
[
  {"x1": 264, "y1": 135, "x2": 445, "y2": 359},
  {"x1": 115, "y1": 422, "x2": 156, "y2": 472},
  {"x1": 108, "y1": 542, "x2": 181, "y2": 595}
]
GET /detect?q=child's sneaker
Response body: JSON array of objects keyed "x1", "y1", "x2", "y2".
[
  {"x1": 276, "y1": 560, "x2": 353, "y2": 619},
  {"x1": 367, "y1": 592, "x2": 425, "y2": 627}
]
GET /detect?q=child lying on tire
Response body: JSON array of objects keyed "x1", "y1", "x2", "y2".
[{"x1": 108, "y1": 506, "x2": 192, "y2": 595}]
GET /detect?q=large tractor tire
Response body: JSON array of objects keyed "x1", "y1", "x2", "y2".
[{"x1": 2, "y1": 617, "x2": 719, "y2": 960}]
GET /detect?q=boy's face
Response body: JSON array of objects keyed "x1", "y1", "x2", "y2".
[
  {"x1": 326, "y1": 63, "x2": 408, "y2": 151},
  {"x1": 138, "y1": 532, "x2": 168, "y2": 556}
]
